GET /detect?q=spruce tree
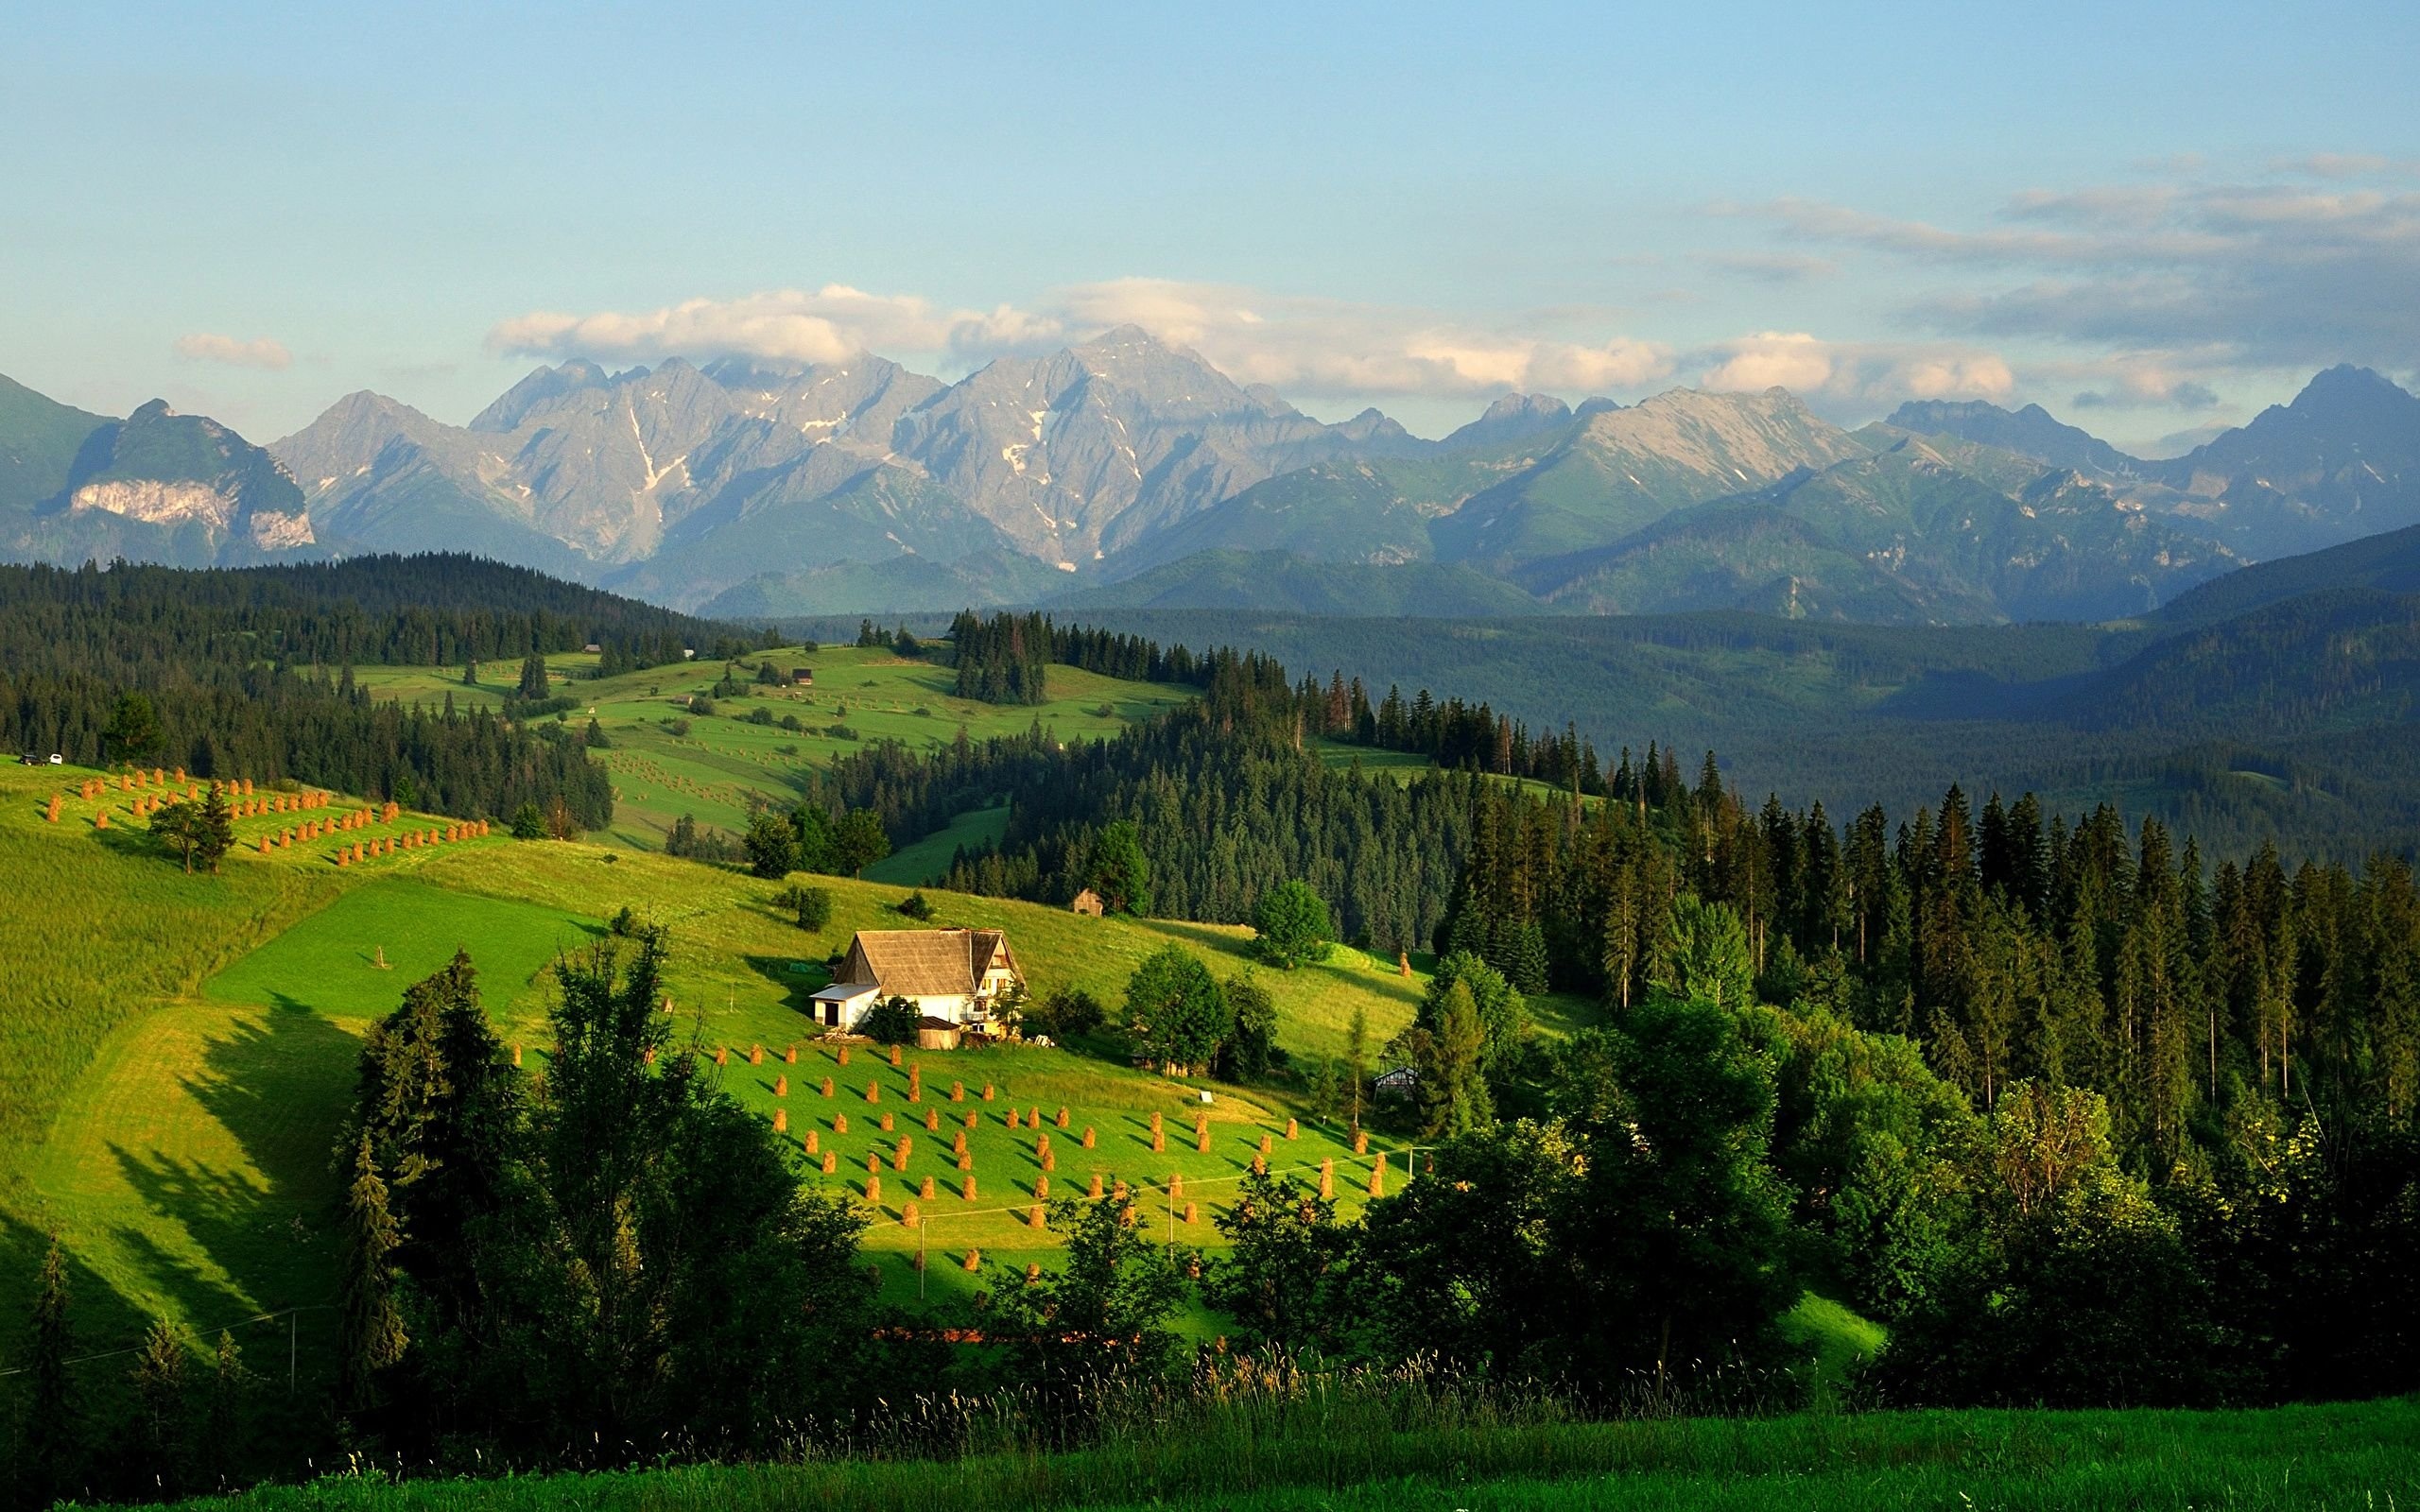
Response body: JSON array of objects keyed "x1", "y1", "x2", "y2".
[
  {"x1": 196, "y1": 783, "x2": 235, "y2": 873},
  {"x1": 338, "y1": 1137, "x2": 408, "y2": 1413},
  {"x1": 129, "y1": 1318, "x2": 193, "y2": 1495},
  {"x1": 202, "y1": 1329, "x2": 252, "y2": 1491},
  {"x1": 25, "y1": 1230, "x2": 83, "y2": 1505}
]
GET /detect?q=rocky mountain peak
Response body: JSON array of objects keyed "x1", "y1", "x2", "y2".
[
  {"x1": 470, "y1": 360, "x2": 614, "y2": 433},
  {"x1": 1444, "y1": 393, "x2": 1575, "y2": 450}
]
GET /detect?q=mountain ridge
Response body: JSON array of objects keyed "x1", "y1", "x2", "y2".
[{"x1": 3, "y1": 354, "x2": 2415, "y2": 627}]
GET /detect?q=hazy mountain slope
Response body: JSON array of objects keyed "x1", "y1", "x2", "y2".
[
  {"x1": 12, "y1": 400, "x2": 316, "y2": 566},
  {"x1": 1106, "y1": 419, "x2": 1577, "y2": 577},
  {"x1": 1046, "y1": 549, "x2": 1550, "y2": 616},
  {"x1": 699, "y1": 553, "x2": 1072, "y2": 619},
  {"x1": 606, "y1": 458, "x2": 1031, "y2": 611},
  {"x1": 1851, "y1": 422, "x2": 2059, "y2": 496},
  {"x1": 890, "y1": 326, "x2": 1419, "y2": 565},
  {"x1": 2048, "y1": 586, "x2": 2420, "y2": 735},
  {"x1": 271, "y1": 390, "x2": 583, "y2": 569},
  {"x1": 277, "y1": 354, "x2": 948, "y2": 579},
  {"x1": 1429, "y1": 387, "x2": 1869, "y2": 569},
  {"x1": 1516, "y1": 433, "x2": 2232, "y2": 622},
  {"x1": 2151, "y1": 520, "x2": 2420, "y2": 631},
  {"x1": 2147, "y1": 366, "x2": 2420, "y2": 558},
  {"x1": 0, "y1": 373, "x2": 109, "y2": 519},
  {"x1": 1885, "y1": 398, "x2": 2140, "y2": 477},
  {"x1": 1440, "y1": 392, "x2": 1598, "y2": 450},
  {"x1": 1516, "y1": 499, "x2": 1978, "y2": 621}
]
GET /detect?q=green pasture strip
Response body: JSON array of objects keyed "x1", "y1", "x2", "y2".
[
  {"x1": 348, "y1": 644, "x2": 1191, "y2": 854},
  {"x1": 864, "y1": 803, "x2": 1011, "y2": 885},
  {"x1": 141, "y1": 1396, "x2": 2420, "y2": 1512},
  {"x1": 0, "y1": 765, "x2": 505, "y2": 1345},
  {"x1": 202, "y1": 877, "x2": 600, "y2": 1021}
]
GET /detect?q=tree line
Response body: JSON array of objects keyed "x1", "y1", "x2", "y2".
[{"x1": 0, "y1": 557, "x2": 709, "y2": 825}]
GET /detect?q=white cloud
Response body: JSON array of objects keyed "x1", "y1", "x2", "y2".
[
  {"x1": 489, "y1": 276, "x2": 1677, "y2": 402},
  {"x1": 173, "y1": 333, "x2": 292, "y2": 370},
  {"x1": 489, "y1": 286, "x2": 959, "y2": 367},
  {"x1": 1695, "y1": 332, "x2": 2014, "y2": 405}
]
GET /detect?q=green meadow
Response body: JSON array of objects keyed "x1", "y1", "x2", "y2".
[
  {"x1": 0, "y1": 755, "x2": 1500, "y2": 1381},
  {"x1": 344, "y1": 644, "x2": 1188, "y2": 851}
]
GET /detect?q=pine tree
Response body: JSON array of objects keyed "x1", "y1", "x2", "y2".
[
  {"x1": 515, "y1": 654, "x2": 550, "y2": 701},
  {"x1": 338, "y1": 1136, "x2": 408, "y2": 1412},
  {"x1": 129, "y1": 1318, "x2": 193, "y2": 1495},
  {"x1": 201, "y1": 1329, "x2": 253, "y2": 1490},
  {"x1": 25, "y1": 1230, "x2": 83, "y2": 1504}
]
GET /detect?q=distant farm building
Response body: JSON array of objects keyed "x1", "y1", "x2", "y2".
[
  {"x1": 1374, "y1": 1065, "x2": 1419, "y2": 1097},
  {"x1": 792, "y1": 667, "x2": 815, "y2": 685},
  {"x1": 582, "y1": 642, "x2": 602, "y2": 653},
  {"x1": 1070, "y1": 888, "x2": 1104, "y2": 917},
  {"x1": 809, "y1": 927, "x2": 1025, "y2": 1035}
]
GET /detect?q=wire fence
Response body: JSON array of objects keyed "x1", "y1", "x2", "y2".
[{"x1": 0, "y1": 1303, "x2": 331, "y2": 1389}]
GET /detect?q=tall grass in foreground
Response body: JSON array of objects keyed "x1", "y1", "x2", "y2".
[{"x1": 138, "y1": 1366, "x2": 2420, "y2": 1512}]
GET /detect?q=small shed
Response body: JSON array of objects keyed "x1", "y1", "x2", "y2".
[
  {"x1": 1071, "y1": 888, "x2": 1105, "y2": 918},
  {"x1": 792, "y1": 667, "x2": 815, "y2": 685},
  {"x1": 1374, "y1": 1065, "x2": 1420, "y2": 1098},
  {"x1": 916, "y1": 1015, "x2": 961, "y2": 1051}
]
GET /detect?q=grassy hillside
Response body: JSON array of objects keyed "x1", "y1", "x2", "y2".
[
  {"x1": 346, "y1": 644, "x2": 1188, "y2": 849},
  {"x1": 0, "y1": 759, "x2": 1473, "y2": 1366},
  {"x1": 141, "y1": 1395, "x2": 2420, "y2": 1512}
]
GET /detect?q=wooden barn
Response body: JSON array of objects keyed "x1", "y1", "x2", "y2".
[{"x1": 1070, "y1": 888, "x2": 1104, "y2": 917}]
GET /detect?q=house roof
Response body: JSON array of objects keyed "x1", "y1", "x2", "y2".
[{"x1": 849, "y1": 928, "x2": 1018, "y2": 997}]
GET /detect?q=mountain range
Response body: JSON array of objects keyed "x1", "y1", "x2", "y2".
[{"x1": 5, "y1": 337, "x2": 2419, "y2": 626}]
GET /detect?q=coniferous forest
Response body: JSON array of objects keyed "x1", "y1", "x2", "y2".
[
  {"x1": 783, "y1": 613, "x2": 2420, "y2": 1407},
  {"x1": 0, "y1": 557, "x2": 730, "y2": 827}
]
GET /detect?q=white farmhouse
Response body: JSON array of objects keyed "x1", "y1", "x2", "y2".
[{"x1": 808, "y1": 927, "x2": 1024, "y2": 1034}]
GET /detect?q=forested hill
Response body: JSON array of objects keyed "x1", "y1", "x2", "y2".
[
  {"x1": 1032, "y1": 591, "x2": 2420, "y2": 861},
  {"x1": 0, "y1": 553, "x2": 722, "y2": 670},
  {"x1": 0, "y1": 555, "x2": 746, "y2": 826},
  {"x1": 778, "y1": 613, "x2": 2420, "y2": 1407}
]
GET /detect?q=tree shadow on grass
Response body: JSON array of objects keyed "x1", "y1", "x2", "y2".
[
  {"x1": 107, "y1": 999, "x2": 356, "y2": 1348},
  {"x1": 740, "y1": 952, "x2": 828, "y2": 1022}
]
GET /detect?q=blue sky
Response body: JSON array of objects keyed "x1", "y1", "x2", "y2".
[{"x1": 5, "y1": 0, "x2": 2417, "y2": 450}]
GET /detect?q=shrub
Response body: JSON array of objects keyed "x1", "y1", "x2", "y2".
[
  {"x1": 509, "y1": 801, "x2": 548, "y2": 840},
  {"x1": 827, "y1": 724, "x2": 859, "y2": 741},
  {"x1": 858, "y1": 995, "x2": 921, "y2": 1046},
  {"x1": 1253, "y1": 880, "x2": 1336, "y2": 970},
  {"x1": 773, "y1": 882, "x2": 833, "y2": 932},
  {"x1": 1029, "y1": 986, "x2": 1106, "y2": 1040},
  {"x1": 687, "y1": 696, "x2": 716, "y2": 717},
  {"x1": 747, "y1": 707, "x2": 774, "y2": 726},
  {"x1": 663, "y1": 717, "x2": 693, "y2": 737},
  {"x1": 897, "y1": 890, "x2": 933, "y2": 920}
]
